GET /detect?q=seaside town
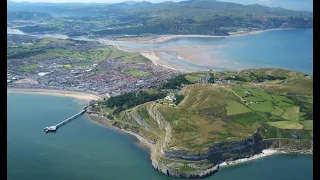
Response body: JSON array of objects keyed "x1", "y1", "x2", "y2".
[{"x1": 7, "y1": 34, "x2": 179, "y2": 98}]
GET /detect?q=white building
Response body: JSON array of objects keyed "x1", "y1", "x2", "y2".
[{"x1": 38, "y1": 72, "x2": 50, "y2": 76}]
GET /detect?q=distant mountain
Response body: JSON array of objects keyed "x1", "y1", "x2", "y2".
[
  {"x1": 8, "y1": 0, "x2": 313, "y2": 36},
  {"x1": 8, "y1": 11, "x2": 52, "y2": 21}
]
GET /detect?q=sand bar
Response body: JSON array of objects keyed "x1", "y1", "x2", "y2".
[
  {"x1": 140, "y1": 52, "x2": 181, "y2": 71},
  {"x1": 7, "y1": 88, "x2": 102, "y2": 101},
  {"x1": 114, "y1": 28, "x2": 296, "y2": 44}
]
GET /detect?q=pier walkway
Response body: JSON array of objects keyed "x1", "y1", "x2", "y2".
[{"x1": 44, "y1": 105, "x2": 89, "y2": 132}]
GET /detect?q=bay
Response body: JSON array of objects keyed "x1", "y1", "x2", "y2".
[{"x1": 102, "y1": 29, "x2": 313, "y2": 74}]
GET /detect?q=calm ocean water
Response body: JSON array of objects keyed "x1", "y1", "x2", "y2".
[{"x1": 7, "y1": 93, "x2": 313, "y2": 180}]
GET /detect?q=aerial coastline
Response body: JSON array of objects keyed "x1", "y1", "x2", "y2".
[
  {"x1": 140, "y1": 52, "x2": 189, "y2": 72},
  {"x1": 83, "y1": 67, "x2": 312, "y2": 178},
  {"x1": 112, "y1": 28, "x2": 297, "y2": 44},
  {"x1": 7, "y1": 1, "x2": 313, "y2": 179},
  {"x1": 87, "y1": 113, "x2": 155, "y2": 150},
  {"x1": 7, "y1": 88, "x2": 102, "y2": 101},
  {"x1": 7, "y1": 84, "x2": 313, "y2": 178},
  {"x1": 86, "y1": 110, "x2": 311, "y2": 175},
  {"x1": 7, "y1": 31, "x2": 313, "y2": 178}
]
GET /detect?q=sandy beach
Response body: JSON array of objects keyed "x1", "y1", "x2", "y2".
[
  {"x1": 219, "y1": 149, "x2": 280, "y2": 167},
  {"x1": 228, "y1": 28, "x2": 296, "y2": 37},
  {"x1": 114, "y1": 28, "x2": 296, "y2": 44},
  {"x1": 7, "y1": 88, "x2": 102, "y2": 101},
  {"x1": 140, "y1": 52, "x2": 183, "y2": 71},
  {"x1": 141, "y1": 51, "x2": 210, "y2": 72}
]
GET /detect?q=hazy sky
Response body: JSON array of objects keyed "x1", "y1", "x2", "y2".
[{"x1": 10, "y1": 0, "x2": 313, "y2": 11}]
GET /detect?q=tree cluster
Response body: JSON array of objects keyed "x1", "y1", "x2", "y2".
[
  {"x1": 160, "y1": 75, "x2": 192, "y2": 89},
  {"x1": 104, "y1": 89, "x2": 167, "y2": 115},
  {"x1": 173, "y1": 94, "x2": 185, "y2": 105}
]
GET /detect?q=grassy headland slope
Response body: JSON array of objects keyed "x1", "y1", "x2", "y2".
[{"x1": 91, "y1": 68, "x2": 313, "y2": 178}]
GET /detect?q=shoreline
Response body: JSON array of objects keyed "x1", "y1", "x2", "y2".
[
  {"x1": 7, "y1": 88, "x2": 102, "y2": 101},
  {"x1": 114, "y1": 28, "x2": 297, "y2": 44},
  {"x1": 219, "y1": 149, "x2": 280, "y2": 167},
  {"x1": 86, "y1": 113, "x2": 311, "y2": 177},
  {"x1": 87, "y1": 114, "x2": 155, "y2": 150},
  {"x1": 140, "y1": 51, "x2": 186, "y2": 72},
  {"x1": 139, "y1": 50, "x2": 235, "y2": 73}
]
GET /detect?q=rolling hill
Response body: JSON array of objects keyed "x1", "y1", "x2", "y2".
[{"x1": 89, "y1": 68, "x2": 313, "y2": 178}]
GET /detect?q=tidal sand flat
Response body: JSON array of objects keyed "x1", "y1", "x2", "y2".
[
  {"x1": 113, "y1": 28, "x2": 296, "y2": 43},
  {"x1": 106, "y1": 29, "x2": 313, "y2": 74}
]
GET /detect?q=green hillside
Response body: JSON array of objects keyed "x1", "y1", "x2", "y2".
[{"x1": 92, "y1": 68, "x2": 313, "y2": 176}]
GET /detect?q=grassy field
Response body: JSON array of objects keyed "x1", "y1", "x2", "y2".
[
  {"x1": 300, "y1": 120, "x2": 313, "y2": 130},
  {"x1": 21, "y1": 63, "x2": 39, "y2": 71},
  {"x1": 268, "y1": 121, "x2": 303, "y2": 130},
  {"x1": 232, "y1": 87, "x2": 247, "y2": 97},
  {"x1": 232, "y1": 112, "x2": 267, "y2": 126},
  {"x1": 271, "y1": 106, "x2": 284, "y2": 116},
  {"x1": 271, "y1": 94, "x2": 294, "y2": 104},
  {"x1": 184, "y1": 73, "x2": 205, "y2": 83},
  {"x1": 127, "y1": 69, "x2": 152, "y2": 77},
  {"x1": 281, "y1": 106, "x2": 300, "y2": 121},
  {"x1": 265, "y1": 78, "x2": 313, "y2": 96},
  {"x1": 226, "y1": 101, "x2": 251, "y2": 115},
  {"x1": 63, "y1": 64, "x2": 72, "y2": 69},
  {"x1": 248, "y1": 101, "x2": 274, "y2": 112}
]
